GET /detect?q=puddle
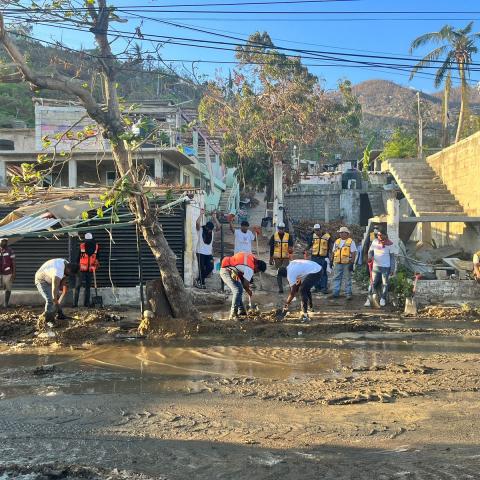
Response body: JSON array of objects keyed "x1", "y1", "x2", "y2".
[{"x1": 2, "y1": 333, "x2": 480, "y2": 398}]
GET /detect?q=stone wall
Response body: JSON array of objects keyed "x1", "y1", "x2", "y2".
[
  {"x1": 414, "y1": 280, "x2": 480, "y2": 306},
  {"x1": 426, "y1": 133, "x2": 480, "y2": 254}
]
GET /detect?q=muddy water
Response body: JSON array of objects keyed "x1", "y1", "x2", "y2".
[{"x1": 2, "y1": 331, "x2": 480, "y2": 399}]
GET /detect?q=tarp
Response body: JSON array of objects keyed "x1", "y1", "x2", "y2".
[{"x1": 0, "y1": 216, "x2": 59, "y2": 237}]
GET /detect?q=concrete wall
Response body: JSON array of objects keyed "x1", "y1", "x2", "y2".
[
  {"x1": 415, "y1": 280, "x2": 480, "y2": 306},
  {"x1": 426, "y1": 132, "x2": 480, "y2": 254},
  {"x1": 0, "y1": 128, "x2": 36, "y2": 152},
  {"x1": 284, "y1": 191, "x2": 341, "y2": 222}
]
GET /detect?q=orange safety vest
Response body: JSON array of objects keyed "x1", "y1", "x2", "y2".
[
  {"x1": 79, "y1": 243, "x2": 99, "y2": 272},
  {"x1": 221, "y1": 252, "x2": 256, "y2": 272}
]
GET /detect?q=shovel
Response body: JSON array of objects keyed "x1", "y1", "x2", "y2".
[
  {"x1": 91, "y1": 270, "x2": 103, "y2": 308},
  {"x1": 254, "y1": 228, "x2": 264, "y2": 291}
]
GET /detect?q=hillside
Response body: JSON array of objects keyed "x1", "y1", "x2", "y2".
[{"x1": 0, "y1": 34, "x2": 202, "y2": 127}]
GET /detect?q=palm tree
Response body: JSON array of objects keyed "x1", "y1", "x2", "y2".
[{"x1": 410, "y1": 22, "x2": 480, "y2": 143}]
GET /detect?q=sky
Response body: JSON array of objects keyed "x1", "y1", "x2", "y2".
[{"x1": 24, "y1": 0, "x2": 480, "y2": 93}]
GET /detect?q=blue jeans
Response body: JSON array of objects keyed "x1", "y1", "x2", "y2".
[
  {"x1": 220, "y1": 268, "x2": 245, "y2": 312},
  {"x1": 312, "y1": 256, "x2": 328, "y2": 291},
  {"x1": 36, "y1": 281, "x2": 55, "y2": 314},
  {"x1": 369, "y1": 267, "x2": 390, "y2": 300},
  {"x1": 332, "y1": 263, "x2": 352, "y2": 297}
]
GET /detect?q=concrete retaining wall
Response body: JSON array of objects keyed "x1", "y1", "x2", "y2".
[
  {"x1": 426, "y1": 133, "x2": 480, "y2": 254},
  {"x1": 284, "y1": 190, "x2": 361, "y2": 224},
  {"x1": 415, "y1": 280, "x2": 480, "y2": 305}
]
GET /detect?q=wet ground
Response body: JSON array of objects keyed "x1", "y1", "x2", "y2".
[{"x1": 1, "y1": 300, "x2": 480, "y2": 479}]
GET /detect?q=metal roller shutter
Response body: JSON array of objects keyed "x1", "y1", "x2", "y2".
[{"x1": 0, "y1": 202, "x2": 185, "y2": 288}]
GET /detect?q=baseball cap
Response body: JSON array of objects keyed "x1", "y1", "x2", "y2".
[
  {"x1": 313, "y1": 224, "x2": 321, "y2": 229},
  {"x1": 277, "y1": 222, "x2": 286, "y2": 228},
  {"x1": 337, "y1": 226, "x2": 350, "y2": 234},
  {"x1": 85, "y1": 233, "x2": 93, "y2": 240}
]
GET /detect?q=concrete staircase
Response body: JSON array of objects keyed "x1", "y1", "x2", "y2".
[
  {"x1": 385, "y1": 158, "x2": 465, "y2": 216},
  {"x1": 218, "y1": 186, "x2": 236, "y2": 214},
  {"x1": 367, "y1": 191, "x2": 386, "y2": 216}
]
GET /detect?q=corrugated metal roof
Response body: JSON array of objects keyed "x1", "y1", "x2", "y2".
[{"x1": 0, "y1": 216, "x2": 59, "y2": 237}]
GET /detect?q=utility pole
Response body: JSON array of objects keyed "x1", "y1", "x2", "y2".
[{"x1": 417, "y1": 91, "x2": 423, "y2": 159}]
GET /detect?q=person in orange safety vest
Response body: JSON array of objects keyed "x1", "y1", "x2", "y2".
[{"x1": 74, "y1": 232, "x2": 100, "y2": 308}]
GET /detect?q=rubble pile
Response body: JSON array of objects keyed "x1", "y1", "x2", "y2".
[
  {"x1": 0, "y1": 308, "x2": 37, "y2": 339},
  {"x1": 293, "y1": 219, "x2": 365, "y2": 244},
  {"x1": 419, "y1": 305, "x2": 480, "y2": 320}
]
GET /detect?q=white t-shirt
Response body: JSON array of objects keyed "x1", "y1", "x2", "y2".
[
  {"x1": 234, "y1": 229, "x2": 255, "y2": 254},
  {"x1": 286, "y1": 260, "x2": 321, "y2": 286},
  {"x1": 332, "y1": 238, "x2": 358, "y2": 254},
  {"x1": 233, "y1": 264, "x2": 254, "y2": 282},
  {"x1": 35, "y1": 258, "x2": 67, "y2": 284},
  {"x1": 369, "y1": 239, "x2": 394, "y2": 268},
  {"x1": 473, "y1": 253, "x2": 480, "y2": 265},
  {"x1": 197, "y1": 228, "x2": 214, "y2": 255}
]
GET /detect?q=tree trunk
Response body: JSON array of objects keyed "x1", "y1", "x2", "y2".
[
  {"x1": 442, "y1": 74, "x2": 451, "y2": 148},
  {"x1": 132, "y1": 202, "x2": 200, "y2": 326},
  {"x1": 455, "y1": 65, "x2": 467, "y2": 143}
]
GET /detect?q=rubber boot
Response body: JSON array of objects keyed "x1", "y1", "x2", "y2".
[
  {"x1": 73, "y1": 288, "x2": 80, "y2": 308},
  {"x1": 277, "y1": 274, "x2": 284, "y2": 294},
  {"x1": 4, "y1": 290, "x2": 11, "y2": 307}
]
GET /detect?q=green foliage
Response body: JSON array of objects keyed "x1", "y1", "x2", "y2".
[
  {"x1": 0, "y1": 83, "x2": 34, "y2": 126},
  {"x1": 352, "y1": 265, "x2": 371, "y2": 291},
  {"x1": 380, "y1": 129, "x2": 417, "y2": 160},
  {"x1": 389, "y1": 265, "x2": 415, "y2": 309},
  {"x1": 361, "y1": 136, "x2": 375, "y2": 180}
]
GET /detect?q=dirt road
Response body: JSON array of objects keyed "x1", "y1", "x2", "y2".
[{"x1": 1, "y1": 301, "x2": 480, "y2": 479}]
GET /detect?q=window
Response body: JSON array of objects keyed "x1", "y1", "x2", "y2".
[
  {"x1": 194, "y1": 178, "x2": 201, "y2": 188},
  {"x1": 183, "y1": 174, "x2": 191, "y2": 186},
  {"x1": 106, "y1": 171, "x2": 116, "y2": 186}
]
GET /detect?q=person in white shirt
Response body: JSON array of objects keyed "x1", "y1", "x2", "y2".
[
  {"x1": 230, "y1": 219, "x2": 256, "y2": 254},
  {"x1": 331, "y1": 227, "x2": 357, "y2": 299},
  {"x1": 195, "y1": 209, "x2": 220, "y2": 289},
  {"x1": 473, "y1": 251, "x2": 480, "y2": 283},
  {"x1": 278, "y1": 259, "x2": 323, "y2": 322},
  {"x1": 365, "y1": 230, "x2": 396, "y2": 307},
  {"x1": 34, "y1": 258, "x2": 79, "y2": 323}
]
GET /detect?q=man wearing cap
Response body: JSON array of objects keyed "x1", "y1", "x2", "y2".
[
  {"x1": 278, "y1": 259, "x2": 323, "y2": 323},
  {"x1": 220, "y1": 252, "x2": 267, "y2": 319},
  {"x1": 195, "y1": 209, "x2": 221, "y2": 289},
  {"x1": 74, "y1": 232, "x2": 100, "y2": 308},
  {"x1": 269, "y1": 222, "x2": 294, "y2": 293},
  {"x1": 0, "y1": 238, "x2": 16, "y2": 308},
  {"x1": 331, "y1": 226, "x2": 357, "y2": 300},
  {"x1": 304, "y1": 224, "x2": 332, "y2": 294}
]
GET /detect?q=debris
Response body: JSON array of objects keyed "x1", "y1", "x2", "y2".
[
  {"x1": 419, "y1": 305, "x2": 480, "y2": 320},
  {"x1": 32, "y1": 364, "x2": 56, "y2": 376}
]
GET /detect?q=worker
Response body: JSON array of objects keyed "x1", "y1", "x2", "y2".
[
  {"x1": 195, "y1": 209, "x2": 220, "y2": 289},
  {"x1": 74, "y1": 232, "x2": 100, "y2": 308},
  {"x1": 230, "y1": 218, "x2": 256, "y2": 254},
  {"x1": 0, "y1": 238, "x2": 16, "y2": 308},
  {"x1": 331, "y1": 226, "x2": 357, "y2": 300},
  {"x1": 363, "y1": 224, "x2": 380, "y2": 262},
  {"x1": 279, "y1": 259, "x2": 323, "y2": 323},
  {"x1": 304, "y1": 223, "x2": 332, "y2": 294},
  {"x1": 473, "y1": 250, "x2": 480, "y2": 283},
  {"x1": 364, "y1": 230, "x2": 396, "y2": 307},
  {"x1": 269, "y1": 222, "x2": 294, "y2": 293},
  {"x1": 220, "y1": 252, "x2": 267, "y2": 319},
  {"x1": 34, "y1": 259, "x2": 79, "y2": 323}
]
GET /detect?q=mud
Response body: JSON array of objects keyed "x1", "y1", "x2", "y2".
[{"x1": 2, "y1": 294, "x2": 480, "y2": 479}]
